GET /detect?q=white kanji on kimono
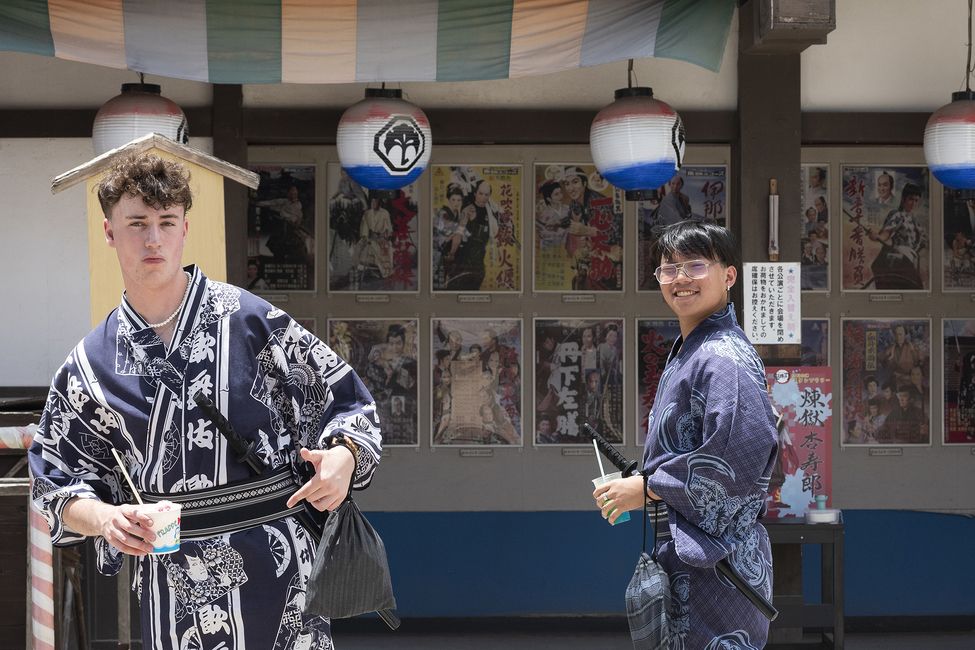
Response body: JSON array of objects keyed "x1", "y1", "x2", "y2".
[
  {"x1": 67, "y1": 375, "x2": 89, "y2": 411},
  {"x1": 198, "y1": 603, "x2": 231, "y2": 635},
  {"x1": 186, "y1": 418, "x2": 215, "y2": 450},
  {"x1": 190, "y1": 331, "x2": 217, "y2": 364},
  {"x1": 91, "y1": 405, "x2": 118, "y2": 434},
  {"x1": 188, "y1": 370, "x2": 214, "y2": 400}
]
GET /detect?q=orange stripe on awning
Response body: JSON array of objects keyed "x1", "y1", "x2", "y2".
[
  {"x1": 48, "y1": 0, "x2": 126, "y2": 69},
  {"x1": 281, "y1": 0, "x2": 357, "y2": 83},
  {"x1": 509, "y1": 0, "x2": 588, "y2": 79}
]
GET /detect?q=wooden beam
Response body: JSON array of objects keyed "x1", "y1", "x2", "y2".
[
  {"x1": 212, "y1": 84, "x2": 249, "y2": 288},
  {"x1": 0, "y1": 107, "x2": 211, "y2": 139}
]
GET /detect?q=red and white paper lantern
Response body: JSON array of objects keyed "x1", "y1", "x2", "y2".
[
  {"x1": 924, "y1": 90, "x2": 975, "y2": 190},
  {"x1": 92, "y1": 83, "x2": 188, "y2": 155}
]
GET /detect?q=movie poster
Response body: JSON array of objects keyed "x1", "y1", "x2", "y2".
[
  {"x1": 326, "y1": 164, "x2": 419, "y2": 292},
  {"x1": 637, "y1": 165, "x2": 728, "y2": 291},
  {"x1": 942, "y1": 189, "x2": 975, "y2": 290},
  {"x1": 431, "y1": 165, "x2": 522, "y2": 292},
  {"x1": 534, "y1": 318, "x2": 624, "y2": 446},
  {"x1": 841, "y1": 318, "x2": 931, "y2": 446},
  {"x1": 755, "y1": 319, "x2": 830, "y2": 368},
  {"x1": 765, "y1": 367, "x2": 833, "y2": 518},
  {"x1": 327, "y1": 319, "x2": 419, "y2": 446},
  {"x1": 431, "y1": 318, "x2": 522, "y2": 446},
  {"x1": 533, "y1": 163, "x2": 624, "y2": 291},
  {"x1": 944, "y1": 319, "x2": 975, "y2": 444},
  {"x1": 800, "y1": 164, "x2": 830, "y2": 291},
  {"x1": 841, "y1": 166, "x2": 930, "y2": 291},
  {"x1": 636, "y1": 319, "x2": 681, "y2": 446},
  {"x1": 247, "y1": 164, "x2": 316, "y2": 291}
]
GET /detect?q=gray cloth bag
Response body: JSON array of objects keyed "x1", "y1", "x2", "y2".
[
  {"x1": 625, "y1": 483, "x2": 672, "y2": 649},
  {"x1": 303, "y1": 497, "x2": 398, "y2": 623}
]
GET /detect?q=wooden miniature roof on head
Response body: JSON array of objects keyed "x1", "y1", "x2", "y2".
[{"x1": 50, "y1": 132, "x2": 259, "y2": 194}]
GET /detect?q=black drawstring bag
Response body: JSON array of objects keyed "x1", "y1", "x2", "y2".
[
  {"x1": 303, "y1": 496, "x2": 399, "y2": 629},
  {"x1": 625, "y1": 476, "x2": 672, "y2": 649}
]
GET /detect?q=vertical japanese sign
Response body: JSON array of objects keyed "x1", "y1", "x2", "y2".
[
  {"x1": 944, "y1": 319, "x2": 975, "y2": 444},
  {"x1": 431, "y1": 165, "x2": 522, "y2": 292},
  {"x1": 534, "y1": 318, "x2": 624, "y2": 445},
  {"x1": 636, "y1": 319, "x2": 681, "y2": 446},
  {"x1": 743, "y1": 262, "x2": 801, "y2": 345},
  {"x1": 637, "y1": 166, "x2": 727, "y2": 291},
  {"x1": 326, "y1": 164, "x2": 419, "y2": 292},
  {"x1": 841, "y1": 318, "x2": 931, "y2": 446},
  {"x1": 327, "y1": 319, "x2": 419, "y2": 446},
  {"x1": 430, "y1": 318, "x2": 522, "y2": 446},
  {"x1": 800, "y1": 164, "x2": 830, "y2": 291},
  {"x1": 765, "y1": 367, "x2": 833, "y2": 518},
  {"x1": 841, "y1": 166, "x2": 930, "y2": 291},
  {"x1": 247, "y1": 164, "x2": 316, "y2": 291},
  {"x1": 532, "y1": 163, "x2": 624, "y2": 291}
]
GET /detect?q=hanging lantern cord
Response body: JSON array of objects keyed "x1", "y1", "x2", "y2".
[
  {"x1": 627, "y1": 59, "x2": 634, "y2": 89},
  {"x1": 139, "y1": 72, "x2": 145, "y2": 85}
]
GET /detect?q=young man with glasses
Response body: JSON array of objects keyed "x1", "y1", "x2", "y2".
[{"x1": 593, "y1": 220, "x2": 778, "y2": 648}]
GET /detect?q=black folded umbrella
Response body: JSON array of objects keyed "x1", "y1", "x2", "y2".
[{"x1": 303, "y1": 497, "x2": 400, "y2": 629}]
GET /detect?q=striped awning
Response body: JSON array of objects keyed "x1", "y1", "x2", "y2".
[{"x1": 0, "y1": 0, "x2": 734, "y2": 84}]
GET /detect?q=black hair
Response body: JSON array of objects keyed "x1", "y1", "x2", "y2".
[
  {"x1": 386, "y1": 324, "x2": 406, "y2": 342},
  {"x1": 540, "y1": 180, "x2": 561, "y2": 204},
  {"x1": 435, "y1": 349, "x2": 451, "y2": 363},
  {"x1": 864, "y1": 375, "x2": 878, "y2": 388},
  {"x1": 650, "y1": 220, "x2": 741, "y2": 270},
  {"x1": 900, "y1": 183, "x2": 923, "y2": 205},
  {"x1": 446, "y1": 183, "x2": 464, "y2": 200}
]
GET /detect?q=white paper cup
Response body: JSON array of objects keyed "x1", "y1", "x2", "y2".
[
  {"x1": 592, "y1": 471, "x2": 630, "y2": 525},
  {"x1": 146, "y1": 501, "x2": 181, "y2": 554}
]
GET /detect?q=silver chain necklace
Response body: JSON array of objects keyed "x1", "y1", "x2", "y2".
[{"x1": 143, "y1": 272, "x2": 192, "y2": 329}]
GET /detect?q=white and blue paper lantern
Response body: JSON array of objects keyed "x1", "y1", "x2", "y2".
[
  {"x1": 337, "y1": 88, "x2": 431, "y2": 191},
  {"x1": 92, "y1": 83, "x2": 188, "y2": 156},
  {"x1": 924, "y1": 90, "x2": 975, "y2": 190},
  {"x1": 590, "y1": 87, "x2": 685, "y2": 197}
]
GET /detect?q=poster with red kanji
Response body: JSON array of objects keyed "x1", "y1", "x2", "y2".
[
  {"x1": 635, "y1": 319, "x2": 681, "y2": 446},
  {"x1": 765, "y1": 367, "x2": 833, "y2": 518}
]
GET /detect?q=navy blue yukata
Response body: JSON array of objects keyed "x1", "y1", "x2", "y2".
[
  {"x1": 28, "y1": 267, "x2": 382, "y2": 650},
  {"x1": 643, "y1": 304, "x2": 778, "y2": 649}
]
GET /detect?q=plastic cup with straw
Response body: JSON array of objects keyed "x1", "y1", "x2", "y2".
[
  {"x1": 591, "y1": 439, "x2": 629, "y2": 525},
  {"x1": 110, "y1": 448, "x2": 182, "y2": 554}
]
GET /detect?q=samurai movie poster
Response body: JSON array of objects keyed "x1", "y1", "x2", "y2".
[
  {"x1": 532, "y1": 163, "x2": 624, "y2": 291},
  {"x1": 841, "y1": 319, "x2": 931, "y2": 446},
  {"x1": 801, "y1": 164, "x2": 830, "y2": 291},
  {"x1": 328, "y1": 319, "x2": 419, "y2": 446},
  {"x1": 431, "y1": 165, "x2": 522, "y2": 292},
  {"x1": 942, "y1": 188, "x2": 975, "y2": 290},
  {"x1": 326, "y1": 164, "x2": 419, "y2": 292},
  {"x1": 765, "y1": 367, "x2": 833, "y2": 519},
  {"x1": 755, "y1": 319, "x2": 830, "y2": 368},
  {"x1": 637, "y1": 165, "x2": 727, "y2": 291},
  {"x1": 944, "y1": 319, "x2": 975, "y2": 444},
  {"x1": 534, "y1": 318, "x2": 624, "y2": 446},
  {"x1": 247, "y1": 164, "x2": 316, "y2": 291},
  {"x1": 636, "y1": 319, "x2": 680, "y2": 446},
  {"x1": 841, "y1": 166, "x2": 930, "y2": 291},
  {"x1": 431, "y1": 318, "x2": 522, "y2": 446}
]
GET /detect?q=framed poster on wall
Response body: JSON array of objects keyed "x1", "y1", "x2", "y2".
[
  {"x1": 534, "y1": 318, "x2": 624, "y2": 446},
  {"x1": 532, "y1": 163, "x2": 624, "y2": 292},
  {"x1": 841, "y1": 318, "x2": 931, "y2": 446},
  {"x1": 327, "y1": 319, "x2": 419, "y2": 447},
  {"x1": 430, "y1": 165, "x2": 522, "y2": 292},
  {"x1": 431, "y1": 318, "x2": 522, "y2": 446},
  {"x1": 942, "y1": 188, "x2": 975, "y2": 290},
  {"x1": 944, "y1": 319, "x2": 975, "y2": 444},
  {"x1": 636, "y1": 165, "x2": 728, "y2": 291},
  {"x1": 635, "y1": 319, "x2": 680, "y2": 446},
  {"x1": 247, "y1": 164, "x2": 317, "y2": 292},
  {"x1": 840, "y1": 165, "x2": 930, "y2": 292},
  {"x1": 326, "y1": 163, "x2": 419, "y2": 293},
  {"x1": 800, "y1": 164, "x2": 830, "y2": 291}
]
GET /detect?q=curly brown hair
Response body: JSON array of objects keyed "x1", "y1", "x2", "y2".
[{"x1": 96, "y1": 153, "x2": 193, "y2": 217}]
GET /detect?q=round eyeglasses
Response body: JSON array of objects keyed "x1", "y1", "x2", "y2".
[{"x1": 654, "y1": 259, "x2": 712, "y2": 284}]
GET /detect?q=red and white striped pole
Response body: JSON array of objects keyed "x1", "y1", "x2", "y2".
[{"x1": 28, "y1": 494, "x2": 55, "y2": 650}]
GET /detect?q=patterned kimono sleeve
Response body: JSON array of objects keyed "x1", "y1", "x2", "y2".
[
  {"x1": 279, "y1": 318, "x2": 383, "y2": 490},
  {"x1": 648, "y1": 357, "x2": 778, "y2": 566},
  {"x1": 27, "y1": 353, "x2": 128, "y2": 574}
]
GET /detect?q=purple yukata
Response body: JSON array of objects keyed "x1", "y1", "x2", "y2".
[
  {"x1": 643, "y1": 304, "x2": 778, "y2": 649},
  {"x1": 29, "y1": 267, "x2": 382, "y2": 650}
]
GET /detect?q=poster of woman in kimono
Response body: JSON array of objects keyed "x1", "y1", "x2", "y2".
[
  {"x1": 431, "y1": 165, "x2": 522, "y2": 292},
  {"x1": 431, "y1": 318, "x2": 522, "y2": 446},
  {"x1": 534, "y1": 318, "x2": 624, "y2": 446},
  {"x1": 636, "y1": 319, "x2": 681, "y2": 446},
  {"x1": 247, "y1": 164, "x2": 316, "y2": 291},
  {"x1": 326, "y1": 164, "x2": 419, "y2": 292},
  {"x1": 327, "y1": 319, "x2": 419, "y2": 446},
  {"x1": 840, "y1": 166, "x2": 930, "y2": 291},
  {"x1": 944, "y1": 319, "x2": 975, "y2": 444},
  {"x1": 637, "y1": 166, "x2": 728, "y2": 291},
  {"x1": 942, "y1": 189, "x2": 975, "y2": 290},
  {"x1": 800, "y1": 165, "x2": 830, "y2": 291},
  {"x1": 841, "y1": 318, "x2": 931, "y2": 446},
  {"x1": 532, "y1": 164, "x2": 624, "y2": 291}
]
